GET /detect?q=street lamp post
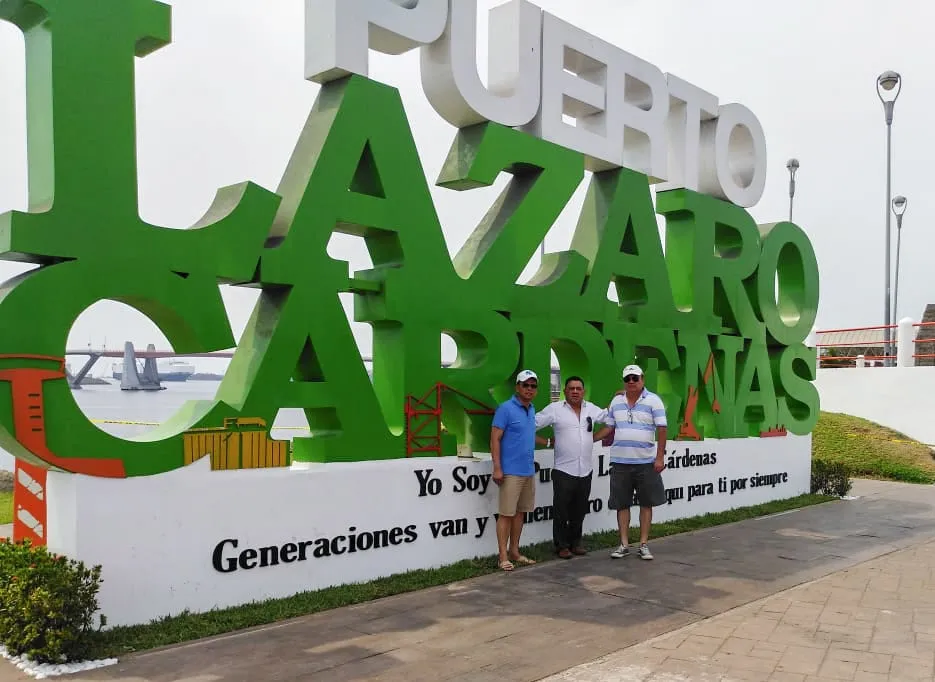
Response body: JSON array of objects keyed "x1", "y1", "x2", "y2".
[
  {"x1": 892, "y1": 195, "x2": 908, "y2": 327},
  {"x1": 786, "y1": 158, "x2": 799, "y2": 221},
  {"x1": 877, "y1": 70, "x2": 902, "y2": 366}
]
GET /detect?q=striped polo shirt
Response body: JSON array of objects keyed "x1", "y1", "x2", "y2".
[{"x1": 607, "y1": 389, "x2": 667, "y2": 464}]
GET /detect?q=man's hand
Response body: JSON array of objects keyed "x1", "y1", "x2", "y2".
[
  {"x1": 654, "y1": 454, "x2": 665, "y2": 473},
  {"x1": 492, "y1": 468, "x2": 504, "y2": 485},
  {"x1": 593, "y1": 426, "x2": 612, "y2": 443}
]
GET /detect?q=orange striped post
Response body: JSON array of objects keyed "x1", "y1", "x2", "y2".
[
  {"x1": 13, "y1": 459, "x2": 47, "y2": 545},
  {"x1": 0, "y1": 356, "x2": 65, "y2": 547}
]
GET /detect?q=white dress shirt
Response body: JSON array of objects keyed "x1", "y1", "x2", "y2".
[{"x1": 535, "y1": 400, "x2": 609, "y2": 477}]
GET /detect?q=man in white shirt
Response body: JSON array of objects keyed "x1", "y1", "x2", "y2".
[{"x1": 534, "y1": 376, "x2": 608, "y2": 559}]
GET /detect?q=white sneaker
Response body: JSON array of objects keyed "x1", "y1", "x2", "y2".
[
  {"x1": 638, "y1": 544, "x2": 653, "y2": 560},
  {"x1": 610, "y1": 544, "x2": 630, "y2": 559}
]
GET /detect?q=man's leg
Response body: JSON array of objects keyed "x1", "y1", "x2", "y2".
[
  {"x1": 551, "y1": 470, "x2": 572, "y2": 555},
  {"x1": 609, "y1": 465, "x2": 634, "y2": 558},
  {"x1": 636, "y1": 464, "x2": 667, "y2": 560},
  {"x1": 497, "y1": 476, "x2": 521, "y2": 568},
  {"x1": 639, "y1": 506, "x2": 652, "y2": 544},
  {"x1": 496, "y1": 514, "x2": 512, "y2": 564},
  {"x1": 569, "y1": 473, "x2": 592, "y2": 552},
  {"x1": 509, "y1": 512, "x2": 525, "y2": 557},
  {"x1": 509, "y1": 476, "x2": 536, "y2": 564},
  {"x1": 617, "y1": 508, "x2": 631, "y2": 545}
]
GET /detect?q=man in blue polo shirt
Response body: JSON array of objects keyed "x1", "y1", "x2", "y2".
[{"x1": 490, "y1": 369, "x2": 539, "y2": 572}]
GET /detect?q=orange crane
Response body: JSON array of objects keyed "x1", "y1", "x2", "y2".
[{"x1": 405, "y1": 383, "x2": 495, "y2": 456}]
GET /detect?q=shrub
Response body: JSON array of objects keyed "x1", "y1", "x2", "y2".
[
  {"x1": 0, "y1": 538, "x2": 105, "y2": 663},
  {"x1": 811, "y1": 459, "x2": 853, "y2": 498}
]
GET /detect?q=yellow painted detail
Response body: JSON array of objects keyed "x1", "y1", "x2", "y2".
[{"x1": 182, "y1": 417, "x2": 290, "y2": 470}]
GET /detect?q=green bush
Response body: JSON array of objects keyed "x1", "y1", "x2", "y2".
[
  {"x1": 0, "y1": 538, "x2": 105, "y2": 663},
  {"x1": 811, "y1": 459, "x2": 853, "y2": 497}
]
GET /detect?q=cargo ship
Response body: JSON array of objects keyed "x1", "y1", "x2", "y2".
[{"x1": 112, "y1": 359, "x2": 196, "y2": 382}]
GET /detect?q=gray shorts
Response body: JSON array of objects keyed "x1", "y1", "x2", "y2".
[{"x1": 609, "y1": 463, "x2": 667, "y2": 509}]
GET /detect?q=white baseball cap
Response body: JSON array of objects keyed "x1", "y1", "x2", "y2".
[
  {"x1": 622, "y1": 364, "x2": 643, "y2": 378},
  {"x1": 516, "y1": 369, "x2": 538, "y2": 383}
]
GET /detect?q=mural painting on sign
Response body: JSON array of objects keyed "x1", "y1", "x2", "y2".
[{"x1": 0, "y1": 0, "x2": 819, "y2": 625}]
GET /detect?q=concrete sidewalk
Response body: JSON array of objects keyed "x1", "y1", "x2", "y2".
[
  {"x1": 544, "y1": 538, "x2": 935, "y2": 681},
  {"x1": 2, "y1": 479, "x2": 935, "y2": 681}
]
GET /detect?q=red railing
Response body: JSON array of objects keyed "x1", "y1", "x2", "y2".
[
  {"x1": 910, "y1": 322, "x2": 935, "y2": 362},
  {"x1": 912, "y1": 321, "x2": 935, "y2": 361},
  {"x1": 815, "y1": 321, "x2": 935, "y2": 367}
]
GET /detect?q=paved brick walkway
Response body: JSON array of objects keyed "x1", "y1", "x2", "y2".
[
  {"x1": 2, "y1": 479, "x2": 935, "y2": 681},
  {"x1": 544, "y1": 539, "x2": 935, "y2": 681}
]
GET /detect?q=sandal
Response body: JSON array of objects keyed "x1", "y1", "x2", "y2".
[
  {"x1": 510, "y1": 555, "x2": 536, "y2": 566},
  {"x1": 498, "y1": 560, "x2": 514, "y2": 572}
]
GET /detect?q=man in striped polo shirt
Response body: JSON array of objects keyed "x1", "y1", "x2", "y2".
[{"x1": 593, "y1": 364, "x2": 668, "y2": 560}]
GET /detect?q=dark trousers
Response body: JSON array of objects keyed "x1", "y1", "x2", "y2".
[{"x1": 551, "y1": 469, "x2": 592, "y2": 551}]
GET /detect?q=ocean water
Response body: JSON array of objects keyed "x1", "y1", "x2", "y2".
[{"x1": 0, "y1": 380, "x2": 310, "y2": 471}]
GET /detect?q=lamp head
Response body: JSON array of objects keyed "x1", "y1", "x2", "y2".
[
  {"x1": 892, "y1": 195, "x2": 908, "y2": 216},
  {"x1": 877, "y1": 70, "x2": 902, "y2": 102}
]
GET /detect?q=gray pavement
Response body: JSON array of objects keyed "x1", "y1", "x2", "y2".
[
  {"x1": 2, "y1": 479, "x2": 935, "y2": 681},
  {"x1": 544, "y1": 538, "x2": 935, "y2": 681}
]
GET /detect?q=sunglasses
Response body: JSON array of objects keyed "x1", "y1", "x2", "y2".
[
  {"x1": 520, "y1": 382, "x2": 538, "y2": 389},
  {"x1": 586, "y1": 416, "x2": 592, "y2": 432},
  {"x1": 623, "y1": 375, "x2": 641, "y2": 383}
]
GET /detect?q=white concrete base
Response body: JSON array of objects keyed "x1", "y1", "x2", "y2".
[
  {"x1": 816, "y1": 367, "x2": 935, "y2": 446},
  {"x1": 46, "y1": 436, "x2": 810, "y2": 627}
]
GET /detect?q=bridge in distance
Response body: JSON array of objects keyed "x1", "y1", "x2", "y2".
[
  {"x1": 65, "y1": 344, "x2": 374, "y2": 390},
  {"x1": 65, "y1": 344, "x2": 384, "y2": 390},
  {"x1": 63, "y1": 344, "x2": 554, "y2": 391}
]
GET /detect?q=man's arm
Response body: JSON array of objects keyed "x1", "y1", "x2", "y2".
[
  {"x1": 490, "y1": 426, "x2": 505, "y2": 484},
  {"x1": 592, "y1": 405, "x2": 610, "y2": 425},
  {"x1": 593, "y1": 401, "x2": 615, "y2": 442},
  {"x1": 535, "y1": 403, "x2": 555, "y2": 447},
  {"x1": 593, "y1": 425, "x2": 613, "y2": 442},
  {"x1": 654, "y1": 426, "x2": 667, "y2": 472},
  {"x1": 653, "y1": 398, "x2": 668, "y2": 472}
]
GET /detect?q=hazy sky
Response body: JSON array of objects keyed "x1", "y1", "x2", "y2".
[{"x1": 1, "y1": 0, "x2": 934, "y2": 373}]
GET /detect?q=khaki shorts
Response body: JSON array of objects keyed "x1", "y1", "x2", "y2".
[{"x1": 499, "y1": 475, "x2": 536, "y2": 516}]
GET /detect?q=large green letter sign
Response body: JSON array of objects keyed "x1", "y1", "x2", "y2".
[{"x1": 0, "y1": 0, "x2": 819, "y2": 478}]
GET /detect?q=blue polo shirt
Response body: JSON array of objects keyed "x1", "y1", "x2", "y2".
[{"x1": 492, "y1": 395, "x2": 536, "y2": 476}]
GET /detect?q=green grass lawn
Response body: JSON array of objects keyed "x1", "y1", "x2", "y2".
[
  {"x1": 0, "y1": 491, "x2": 10, "y2": 525},
  {"x1": 813, "y1": 411, "x2": 935, "y2": 483}
]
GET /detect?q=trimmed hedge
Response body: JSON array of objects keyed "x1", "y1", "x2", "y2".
[{"x1": 0, "y1": 538, "x2": 104, "y2": 663}]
